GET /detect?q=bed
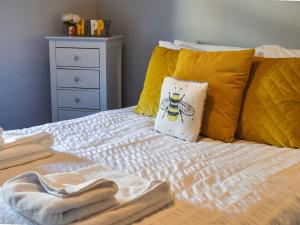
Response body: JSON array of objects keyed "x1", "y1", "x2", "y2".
[{"x1": 1, "y1": 107, "x2": 300, "y2": 225}]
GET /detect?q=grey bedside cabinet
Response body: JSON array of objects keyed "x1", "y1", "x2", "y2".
[{"x1": 45, "y1": 36, "x2": 123, "y2": 122}]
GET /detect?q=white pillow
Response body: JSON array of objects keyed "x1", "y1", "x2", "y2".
[
  {"x1": 172, "y1": 40, "x2": 300, "y2": 58},
  {"x1": 158, "y1": 40, "x2": 180, "y2": 50},
  {"x1": 174, "y1": 40, "x2": 245, "y2": 52},
  {"x1": 154, "y1": 77, "x2": 208, "y2": 142},
  {"x1": 255, "y1": 45, "x2": 300, "y2": 58}
]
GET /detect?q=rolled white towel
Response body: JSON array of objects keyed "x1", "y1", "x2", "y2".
[{"x1": 2, "y1": 166, "x2": 119, "y2": 225}]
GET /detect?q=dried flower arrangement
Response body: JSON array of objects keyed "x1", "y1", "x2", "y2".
[
  {"x1": 61, "y1": 13, "x2": 81, "y2": 27},
  {"x1": 61, "y1": 13, "x2": 81, "y2": 35}
]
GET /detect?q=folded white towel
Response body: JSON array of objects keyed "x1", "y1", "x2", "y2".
[
  {"x1": 76, "y1": 181, "x2": 174, "y2": 225},
  {"x1": 72, "y1": 165, "x2": 174, "y2": 225},
  {"x1": 2, "y1": 166, "x2": 119, "y2": 225},
  {"x1": 0, "y1": 132, "x2": 55, "y2": 170},
  {"x1": 1, "y1": 132, "x2": 53, "y2": 150},
  {"x1": 1, "y1": 165, "x2": 173, "y2": 225},
  {"x1": 0, "y1": 146, "x2": 54, "y2": 170}
]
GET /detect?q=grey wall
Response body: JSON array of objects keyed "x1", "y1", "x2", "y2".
[
  {"x1": 0, "y1": 0, "x2": 96, "y2": 130},
  {"x1": 96, "y1": 0, "x2": 175, "y2": 107},
  {"x1": 2, "y1": 0, "x2": 300, "y2": 129},
  {"x1": 96, "y1": 0, "x2": 300, "y2": 107},
  {"x1": 172, "y1": 0, "x2": 300, "y2": 49}
]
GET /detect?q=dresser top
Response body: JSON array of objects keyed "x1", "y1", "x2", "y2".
[{"x1": 45, "y1": 35, "x2": 124, "y2": 42}]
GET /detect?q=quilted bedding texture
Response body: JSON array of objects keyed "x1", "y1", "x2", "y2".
[{"x1": 1, "y1": 107, "x2": 300, "y2": 225}]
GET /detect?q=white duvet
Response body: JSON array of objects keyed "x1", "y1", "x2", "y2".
[{"x1": 1, "y1": 107, "x2": 300, "y2": 225}]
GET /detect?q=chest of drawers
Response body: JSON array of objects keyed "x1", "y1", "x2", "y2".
[{"x1": 45, "y1": 36, "x2": 123, "y2": 122}]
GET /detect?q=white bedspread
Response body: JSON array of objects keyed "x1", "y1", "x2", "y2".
[{"x1": 1, "y1": 107, "x2": 300, "y2": 225}]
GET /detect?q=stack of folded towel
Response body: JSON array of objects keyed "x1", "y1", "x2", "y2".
[
  {"x1": 1, "y1": 164, "x2": 174, "y2": 225},
  {"x1": 0, "y1": 131, "x2": 55, "y2": 170}
]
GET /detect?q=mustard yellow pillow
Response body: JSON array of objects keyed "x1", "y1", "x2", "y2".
[
  {"x1": 174, "y1": 49, "x2": 255, "y2": 142},
  {"x1": 237, "y1": 57, "x2": 300, "y2": 148},
  {"x1": 135, "y1": 46, "x2": 179, "y2": 116}
]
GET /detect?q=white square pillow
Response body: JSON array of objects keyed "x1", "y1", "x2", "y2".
[{"x1": 154, "y1": 77, "x2": 208, "y2": 142}]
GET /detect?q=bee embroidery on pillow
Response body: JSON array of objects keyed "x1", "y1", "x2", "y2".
[{"x1": 160, "y1": 88, "x2": 195, "y2": 123}]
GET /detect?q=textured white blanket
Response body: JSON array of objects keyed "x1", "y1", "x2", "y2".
[{"x1": 1, "y1": 107, "x2": 300, "y2": 225}]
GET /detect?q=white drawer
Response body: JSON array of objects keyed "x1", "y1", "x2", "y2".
[
  {"x1": 56, "y1": 48, "x2": 100, "y2": 68},
  {"x1": 57, "y1": 69, "x2": 100, "y2": 89},
  {"x1": 57, "y1": 90, "x2": 100, "y2": 109},
  {"x1": 58, "y1": 110, "x2": 98, "y2": 121}
]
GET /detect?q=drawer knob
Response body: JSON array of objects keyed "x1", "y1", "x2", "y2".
[
  {"x1": 75, "y1": 97, "x2": 81, "y2": 103},
  {"x1": 74, "y1": 55, "x2": 80, "y2": 62},
  {"x1": 75, "y1": 77, "x2": 80, "y2": 82}
]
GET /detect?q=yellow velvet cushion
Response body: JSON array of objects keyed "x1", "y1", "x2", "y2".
[
  {"x1": 174, "y1": 49, "x2": 255, "y2": 142},
  {"x1": 135, "y1": 46, "x2": 179, "y2": 116},
  {"x1": 237, "y1": 57, "x2": 300, "y2": 148}
]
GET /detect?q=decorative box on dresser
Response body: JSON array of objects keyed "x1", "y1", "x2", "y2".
[{"x1": 45, "y1": 36, "x2": 123, "y2": 122}]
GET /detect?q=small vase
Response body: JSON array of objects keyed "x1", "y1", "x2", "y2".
[{"x1": 68, "y1": 25, "x2": 77, "y2": 36}]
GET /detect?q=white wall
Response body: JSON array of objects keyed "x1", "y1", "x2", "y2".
[{"x1": 0, "y1": 0, "x2": 97, "y2": 129}]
